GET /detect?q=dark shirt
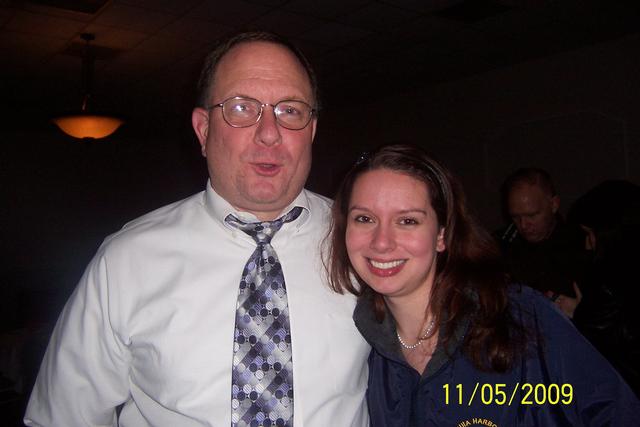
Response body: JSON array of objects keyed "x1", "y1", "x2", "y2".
[{"x1": 498, "y1": 220, "x2": 589, "y2": 296}]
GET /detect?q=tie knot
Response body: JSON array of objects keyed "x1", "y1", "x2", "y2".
[{"x1": 225, "y1": 206, "x2": 303, "y2": 245}]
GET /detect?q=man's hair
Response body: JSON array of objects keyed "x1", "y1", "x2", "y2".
[
  {"x1": 502, "y1": 167, "x2": 557, "y2": 198},
  {"x1": 195, "y1": 31, "x2": 319, "y2": 109},
  {"x1": 326, "y1": 144, "x2": 527, "y2": 373}
]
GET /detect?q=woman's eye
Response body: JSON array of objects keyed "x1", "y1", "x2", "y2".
[
  {"x1": 354, "y1": 215, "x2": 372, "y2": 223},
  {"x1": 399, "y1": 218, "x2": 418, "y2": 225}
]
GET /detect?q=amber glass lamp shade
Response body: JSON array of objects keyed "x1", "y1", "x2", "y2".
[{"x1": 52, "y1": 113, "x2": 124, "y2": 139}]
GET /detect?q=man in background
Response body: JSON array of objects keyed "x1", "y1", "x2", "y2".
[{"x1": 497, "y1": 168, "x2": 589, "y2": 317}]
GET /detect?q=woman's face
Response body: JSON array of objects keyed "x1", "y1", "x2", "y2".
[{"x1": 345, "y1": 169, "x2": 445, "y2": 301}]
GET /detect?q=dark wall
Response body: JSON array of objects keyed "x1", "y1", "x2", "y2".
[
  {"x1": 2, "y1": 33, "x2": 639, "y2": 319},
  {"x1": 314, "y1": 34, "x2": 640, "y2": 230}
]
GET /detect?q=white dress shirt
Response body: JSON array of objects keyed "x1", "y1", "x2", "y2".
[{"x1": 25, "y1": 183, "x2": 370, "y2": 426}]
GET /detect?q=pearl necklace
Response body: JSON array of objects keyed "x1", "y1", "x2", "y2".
[{"x1": 396, "y1": 319, "x2": 436, "y2": 350}]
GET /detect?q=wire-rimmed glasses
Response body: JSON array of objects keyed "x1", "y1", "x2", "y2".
[{"x1": 209, "y1": 96, "x2": 316, "y2": 130}]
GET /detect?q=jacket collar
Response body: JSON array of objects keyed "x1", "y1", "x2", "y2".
[{"x1": 353, "y1": 292, "x2": 470, "y2": 377}]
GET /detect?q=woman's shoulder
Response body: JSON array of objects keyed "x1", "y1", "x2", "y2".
[
  {"x1": 505, "y1": 283, "x2": 580, "y2": 345},
  {"x1": 505, "y1": 285, "x2": 640, "y2": 417},
  {"x1": 506, "y1": 283, "x2": 618, "y2": 373},
  {"x1": 507, "y1": 282, "x2": 547, "y2": 302},
  {"x1": 506, "y1": 283, "x2": 562, "y2": 318}
]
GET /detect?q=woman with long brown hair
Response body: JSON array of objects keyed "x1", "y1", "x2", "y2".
[{"x1": 327, "y1": 144, "x2": 638, "y2": 426}]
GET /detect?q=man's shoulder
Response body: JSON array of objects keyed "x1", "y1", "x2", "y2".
[{"x1": 103, "y1": 191, "x2": 206, "y2": 247}]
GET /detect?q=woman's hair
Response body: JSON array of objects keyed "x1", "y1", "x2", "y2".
[{"x1": 327, "y1": 144, "x2": 524, "y2": 372}]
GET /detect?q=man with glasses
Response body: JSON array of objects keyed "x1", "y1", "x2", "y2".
[{"x1": 25, "y1": 31, "x2": 370, "y2": 427}]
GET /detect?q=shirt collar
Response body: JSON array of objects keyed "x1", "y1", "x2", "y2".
[{"x1": 203, "y1": 180, "x2": 311, "y2": 229}]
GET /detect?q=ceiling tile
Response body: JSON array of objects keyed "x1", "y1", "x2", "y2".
[
  {"x1": 17, "y1": 1, "x2": 98, "y2": 22},
  {"x1": 81, "y1": 24, "x2": 148, "y2": 50},
  {"x1": 298, "y1": 22, "x2": 371, "y2": 48},
  {"x1": 136, "y1": 34, "x2": 200, "y2": 62},
  {"x1": 471, "y1": 5, "x2": 557, "y2": 38},
  {"x1": 478, "y1": 23, "x2": 573, "y2": 67},
  {"x1": 380, "y1": 0, "x2": 460, "y2": 14},
  {"x1": 162, "y1": 17, "x2": 231, "y2": 43},
  {"x1": 249, "y1": 10, "x2": 324, "y2": 38},
  {"x1": 387, "y1": 14, "x2": 465, "y2": 45},
  {"x1": 6, "y1": 9, "x2": 86, "y2": 39},
  {"x1": 0, "y1": 30, "x2": 67, "y2": 60},
  {"x1": 394, "y1": 40, "x2": 457, "y2": 64},
  {"x1": 331, "y1": 33, "x2": 398, "y2": 59},
  {"x1": 445, "y1": 27, "x2": 495, "y2": 54},
  {"x1": 245, "y1": 0, "x2": 289, "y2": 6},
  {"x1": 393, "y1": 16, "x2": 495, "y2": 56},
  {"x1": 93, "y1": 2, "x2": 178, "y2": 34},
  {"x1": 434, "y1": 0, "x2": 512, "y2": 23},
  {"x1": 103, "y1": 34, "x2": 200, "y2": 80},
  {"x1": 27, "y1": 0, "x2": 109, "y2": 14},
  {"x1": 283, "y1": 0, "x2": 372, "y2": 20},
  {"x1": 115, "y1": 0, "x2": 202, "y2": 15},
  {"x1": 104, "y1": 48, "x2": 168, "y2": 79},
  {"x1": 335, "y1": 2, "x2": 419, "y2": 31},
  {"x1": 425, "y1": 47, "x2": 493, "y2": 76},
  {"x1": 186, "y1": 0, "x2": 269, "y2": 26}
]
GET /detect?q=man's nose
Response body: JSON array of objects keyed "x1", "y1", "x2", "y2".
[
  {"x1": 254, "y1": 106, "x2": 282, "y2": 147},
  {"x1": 520, "y1": 218, "x2": 534, "y2": 231}
]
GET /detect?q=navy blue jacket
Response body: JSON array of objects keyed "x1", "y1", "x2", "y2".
[{"x1": 354, "y1": 285, "x2": 640, "y2": 426}]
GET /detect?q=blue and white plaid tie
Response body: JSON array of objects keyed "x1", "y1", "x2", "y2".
[{"x1": 226, "y1": 206, "x2": 303, "y2": 427}]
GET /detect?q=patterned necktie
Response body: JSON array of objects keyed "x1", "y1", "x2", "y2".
[{"x1": 226, "y1": 206, "x2": 303, "y2": 427}]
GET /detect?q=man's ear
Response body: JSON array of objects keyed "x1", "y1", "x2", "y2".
[
  {"x1": 192, "y1": 107, "x2": 209, "y2": 157},
  {"x1": 551, "y1": 195, "x2": 560, "y2": 214},
  {"x1": 310, "y1": 117, "x2": 317, "y2": 142}
]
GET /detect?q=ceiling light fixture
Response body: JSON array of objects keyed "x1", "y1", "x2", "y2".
[{"x1": 52, "y1": 33, "x2": 124, "y2": 140}]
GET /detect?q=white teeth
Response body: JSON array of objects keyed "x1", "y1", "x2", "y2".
[{"x1": 369, "y1": 259, "x2": 405, "y2": 269}]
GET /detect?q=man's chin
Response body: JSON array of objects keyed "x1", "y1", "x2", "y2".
[
  {"x1": 241, "y1": 187, "x2": 295, "y2": 215},
  {"x1": 239, "y1": 178, "x2": 304, "y2": 215},
  {"x1": 245, "y1": 185, "x2": 284, "y2": 205},
  {"x1": 523, "y1": 234, "x2": 544, "y2": 243}
]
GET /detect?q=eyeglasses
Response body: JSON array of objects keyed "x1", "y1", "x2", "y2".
[{"x1": 209, "y1": 96, "x2": 316, "y2": 130}]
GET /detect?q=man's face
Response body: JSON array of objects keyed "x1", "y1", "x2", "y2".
[
  {"x1": 507, "y1": 183, "x2": 559, "y2": 243},
  {"x1": 192, "y1": 41, "x2": 317, "y2": 221}
]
